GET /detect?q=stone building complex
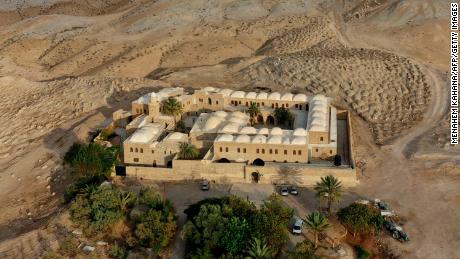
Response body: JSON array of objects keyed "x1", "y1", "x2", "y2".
[{"x1": 113, "y1": 87, "x2": 357, "y2": 186}]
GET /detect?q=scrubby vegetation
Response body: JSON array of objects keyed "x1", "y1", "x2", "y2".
[
  {"x1": 63, "y1": 143, "x2": 119, "y2": 202},
  {"x1": 69, "y1": 186, "x2": 177, "y2": 257},
  {"x1": 286, "y1": 240, "x2": 322, "y2": 259},
  {"x1": 182, "y1": 194, "x2": 293, "y2": 258},
  {"x1": 337, "y1": 203, "x2": 384, "y2": 236}
]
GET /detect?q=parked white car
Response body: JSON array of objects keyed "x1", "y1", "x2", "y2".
[{"x1": 292, "y1": 218, "x2": 303, "y2": 234}]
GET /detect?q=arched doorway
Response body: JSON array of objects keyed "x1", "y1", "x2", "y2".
[
  {"x1": 166, "y1": 160, "x2": 173, "y2": 168},
  {"x1": 253, "y1": 158, "x2": 265, "y2": 166},
  {"x1": 266, "y1": 116, "x2": 275, "y2": 125},
  {"x1": 251, "y1": 172, "x2": 260, "y2": 183},
  {"x1": 217, "y1": 158, "x2": 230, "y2": 163},
  {"x1": 257, "y1": 115, "x2": 264, "y2": 124},
  {"x1": 208, "y1": 98, "x2": 212, "y2": 105}
]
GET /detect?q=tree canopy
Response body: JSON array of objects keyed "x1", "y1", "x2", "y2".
[
  {"x1": 314, "y1": 175, "x2": 343, "y2": 214},
  {"x1": 162, "y1": 97, "x2": 183, "y2": 121},
  {"x1": 178, "y1": 142, "x2": 200, "y2": 160},
  {"x1": 337, "y1": 203, "x2": 384, "y2": 236},
  {"x1": 273, "y1": 107, "x2": 293, "y2": 127},
  {"x1": 182, "y1": 195, "x2": 293, "y2": 258}
]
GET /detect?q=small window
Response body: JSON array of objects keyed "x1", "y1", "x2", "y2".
[
  {"x1": 216, "y1": 101, "x2": 219, "y2": 104},
  {"x1": 316, "y1": 148, "x2": 319, "y2": 152},
  {"x1": 239, "y1": 100, "x2": 241, "y2": 104},
  {"x1": 271, "y1": 104, "x2": 274, "y2": 108},
  {"x1": 286, "y1": 103, "x2": 289, "y2": 107},
  {"x1": 299, "y1": 105, "x2": 302, "y2": 110},
  {"x1": 275, "y1": 149, "x2": 278, "y2": 154},
  {"x1": 330, "y1": 150, "x2": 333, "y2": 154},
  {"x1": 284, "y1": 160, "x2": 287, "y2": 163},
  {"x1": 164, "y1": 150, "x2": 167, "y2": 154},
  {"x1": 284, "y1": 150, "x2": 287, "y2": 155},
  {"x1": 295, "y1": 104, "x2": 298, "y2": 108},
  {"x1": 269, "y1": 149, "x2": 272, "y2": 154},
  {"x1": 130, "y1": 147, "x2": 133, "y2": 152},
  {"x1": 245, "y1": 102, "x2": 248, "y2": 106},
  {"x1": 243, "y1": 148, "x2": 246, "y2": 153},
  {"x1": 293, "y1": 150, "x2": 296, "y2": 155},
  {"x1": 298, "y1": 150, "x2": 302, "y2": 155},
  {"x1": 226, "y1": 147, "x2": 229, "y2": 152},
  {"x1": 320, "y1": 137, "x2": 324, "y2": 141},
  {"x1": 152, "y1": 150, "x2": 154, "y2": 154},
  {"x1": 262, "y1": 149, "x2": 265, "y2": 154},
  {"x1": 262, "y1": 102, "x2": 265, "y2": 106},
  {"x1": 237, "y1": 148, "x2": 241, "y2": 153},
  {"x1": 170, "y1": 150, "x2": 172, "y2": 154},
  {"x1": 140, "y1": 148, "x2": 143, "y2": 153},
  {"x1": 135, "y1": 148, "x2": 138, "y2": 152},
  {"x1": 256, "y1": 149, "x2": 259, "y2": 154},
  {"x1": 257, "y1": 103, "x2": 260, "y2": 107},
  {"x1": 282, "y1": 104, "x2": 285, "y2": 108},
  {"x1": 133, "y1": 158, "x2": 139, "y2": 162},
  {"x1": 220, "y1": 147, "x2": 223, "y2": 152}
]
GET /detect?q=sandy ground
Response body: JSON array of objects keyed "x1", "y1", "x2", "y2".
[{"x1": 0, "y1": 0, "x2": 458, "y2": 258}]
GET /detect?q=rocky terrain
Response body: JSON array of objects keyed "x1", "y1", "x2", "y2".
[{"x1": 0, "y1": 0, "x2": 458, "y2": 258}]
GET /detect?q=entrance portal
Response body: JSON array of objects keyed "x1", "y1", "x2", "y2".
[{"x1": 251, "y1": 172, "x2": 260, "y2": 183}]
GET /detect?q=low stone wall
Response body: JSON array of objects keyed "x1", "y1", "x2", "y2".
[{"x1": 125, "y1": 159, "x2": 357, "y2": 187}]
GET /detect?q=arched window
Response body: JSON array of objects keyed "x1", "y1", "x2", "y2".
[
  {"x1": 226, "y1": 147, "x2": 229, "y2": 152},
  {"x1": 135, "y1": 148, "x2": 138, "y2": 152},
  {"x1": 293, "y1": 150, "x2": 296, "y2": 155},
  {"x1": 243, "y1": 148, "x2": 246, "y2": 153},
  {"x1": 298, "y1": 150, "x2": 302, "y2": 155},
  {"x1": 295, "y1": 104, "x2": 298, "y2": 108},
  {"x1": 262, "y1": 149, "x2": 265, "y2": 154},
  {"x1": 140, "y1": 148, "x2": 143, "y2": 153},
  {"x1": 316, "y1": 148, "x2": 319, "y2": 152},
  {"x1": 208, "y1": 98, "x2": 212, "y2": 105},
  {"x1": 320, "y1": 137, "x2": 324, "y2": 141},
  {"x1": 220, "y1": 147, "x2": 223, "y2": 152},
  {"x1": 269, "y1": 149, "x2": 272, "y2": 154},
  {"x1": 284, "y1": 150, "x2": 287, "y2": 155},
  {"x1": 275, "y1": 149, "x2": 278, "y2": 154},
  {"x1": 237, "y1": 148, "x2": 241, "y2": 153},
  {"x1": 130, "y1": 147, "x2": 133, "y2": 152},
  {"x1": 256, "y1": 149, "x2": 259, "y2": 154}
]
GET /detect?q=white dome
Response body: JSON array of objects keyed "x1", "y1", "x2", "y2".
[
  {"x1": 281, "y1": 93, "x2": 293, "y2": 101},
  {"x1": 312, "y1": 94, "x2": 327, "y2": 101},
  {"x1": 231, "y1": 91, "x2": 245, "y2": 98},
  {"x1": 267, "y1": 135, "x2": 282, "y2": 144},
  {"x1": 270, "y1": 127, "x2": 283, "y2": 135},
  {"x1": 219, "y1": 89, "x2": 233, "y2": 97},
  {"x1": 256, "y1": 92, "x2": 268, "y2": 100},
  {"x1": 216, "y1": 134, "x2": 234, "y2": 142},
  {"x1": 293, "y1": 94, "x2": 307, "y2": 102},
  {"x1": 235, "y1": 134, "x2": 251, "y2": 143},
  {"x1": 291, "y1": 136, "x2": 307, "y2": 145},
  {"x1": 293, "y1": 128, "x2": 307, "y2": 136},
  {"x1": 268, "y1": 92, "x2": 281, "y2": 100},
  {"x1": 231, "y1": 111, "x2": 247, "y2": 118},
  {"x1": 251, "y1": 135, "x2": 267, "y2": 144},
  {"x1": 240, "y1": 126, "x2": 257, "y2": 134},
  {"x1": 220, "y1": 122, "x2": 240, "y2": 133},
  {"x1": 245, "y1": 92, "x2": 257, "y2": 99},
  {"x1": 257, "y1": 128, "x2": 269, "y2": 135},
  {"x1": 228, "y1": 116, "x2": 246, "y2": 124},
  {"x1": 214, "y1": 111, "x2": 228, "y2": 118},
  {"x1": 205, "y1": 116, "x2": 223, "y2": 131}
]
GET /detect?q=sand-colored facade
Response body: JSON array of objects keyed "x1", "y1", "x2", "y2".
[{"x1": 115, "y1": 87, "x2": 357, "y2": 186}]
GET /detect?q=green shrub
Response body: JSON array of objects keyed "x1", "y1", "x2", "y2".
[
  {"x1": 355, "y1": 245, "x2": 372, "y2": 259},
  {"x1": 57, "y1": 238, "x2": 79, "y2": 257},
  {"x1": 108, "y1": 243, "x2": 127, "y2": 259},
  {"x1": 337, "y1": 203, "x2": 384, "y2": 236}
]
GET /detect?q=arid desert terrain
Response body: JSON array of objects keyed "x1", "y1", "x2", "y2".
[{"x1": 0, "y1": 0, "x2": 458, "y2": 258}]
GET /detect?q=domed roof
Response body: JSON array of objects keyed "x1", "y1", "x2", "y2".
[
  {"x1": 245, "y1": 92, "x2": 257, "y2": 99},
  {"x1": 256, "y1": 92, "x2": 268, "y2": 100},
  {"x1": 214, "y1": 111, "x2": 228, "y2": 118},
  {"x1": 293, "y1": 94, "x2": 307, "y2": 102},
  {"x1": 216, "y1": 134, "x2": 234, "y2": 142},
  {"x1": 268, "y1": 92, "x2": 281, "y2": 100},
  {"x1": 203, "y1": 87, "x2": 216, "y2": 92},
  {"x1": 231, "y1": 91, "x2": 245, "y2": 98},
  {"x1": 219, "y1": 89, "x2": 233, "y2": 97},
  {"x1": 251, "y1": 135, "x2": 267, "y2": 144},
  {"x1": 281, "y1": 93, "x2": 293, "y2": 101},
  {"x1": 257, "y1": 128, "x2": 269, "y2": 135},
  {"x1": 228, "y1": 116, "x2": 246, "y2": 124},
  {"x1": 267, "y1": 135, "x2": 282, "y2": 144},
  {"x1": 240, "y1": 126, "x2": 257, "y2": 134},
  {"x1": 312, "y1": 94, "x2": 326, "y2": 100},
  {"x1": 270, "y1": 127, "x2": 283, "y2": 135},
  {"x1": 282, "y1": 137, "x2": 291, "y2": 144},
  {"x1": 219, "y1": 122, "x2": 240, "y2": 133},
  {"x1": 235, "y1": 134, "x2": 251, "y2": 143},
  {"x1": 293, "y1": 128, "x2": 307, "y2": 136},
  {"x1": 204, "y1": 116, "x2": 223, "y2": 131},
  {"x1": 291, "y1": 136, "x2": 307, "y2": 145}
]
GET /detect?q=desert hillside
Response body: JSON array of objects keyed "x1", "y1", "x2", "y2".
[{"x1": 0, "y1": 1, "x2": 458, "y2": 259}]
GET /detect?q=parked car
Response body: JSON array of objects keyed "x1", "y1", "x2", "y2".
[
  {"x1": 384, "y1": 220, "x2": 409, "y2": 242},
  {"x1": 289, "y1": 186, "x2": 299, "y2": 195},
  {"x1": 292, "y1": 218, "x2": 303, "y2": 234},
  {"x1": 200, "y1": 180, "x2": 209, "y2": 191},
  {"x1": 280, "y1": 186, "x2": 289, "y2": 196}
]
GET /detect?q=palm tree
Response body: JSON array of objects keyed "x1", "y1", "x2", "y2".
[
  {"x1": 314, "y1": 175, "x2": 343, "y2": 215},
  {"x1": 273, "y1": 107, "x2": 293, "y2": 127},
  {"x1": 246, "y1": 237, "x2": 273, "y2": 259},
  {"x1": 247, "y1": 102, "x2": 261, "y2": 126},
  {"x1": 303, "y1": 211, "x2": 330, "y2": 248},
  {"x1": 178, "y1": 142, "x2": 200, "y2": 160},
  {"x1": 161, "y1": 97, "x2": 183, "y2": 127}
]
